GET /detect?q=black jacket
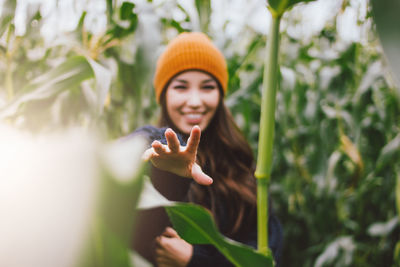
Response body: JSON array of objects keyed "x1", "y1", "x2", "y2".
[{"x1": 131, "y1": 126, "x2": 283, "y2": 266}]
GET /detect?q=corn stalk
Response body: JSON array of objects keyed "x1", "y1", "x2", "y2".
[{"x1": 256, "y1": 0, "x2": 317, "y2": 256}]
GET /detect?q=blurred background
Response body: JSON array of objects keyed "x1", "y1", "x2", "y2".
[{"x1": 0, "y1": 0, "x2": 399, "y2": 266}]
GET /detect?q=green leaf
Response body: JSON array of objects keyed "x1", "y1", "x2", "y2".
[
  {"x1": 120, "y1": 2, "x2": 135, "y2": 20},
  {"x1": 108, "y1": 1, "x2": 138, "y2": 39},
  {"x1": 394, "y1": 241, "x2": 400, "y2": 265},
  {"x1": 0, "y1": 0, "x2": 16, "y2": 37},
  {"x1": 371, "y1": 0, "x2": 400, "y2": 89},
  {"x1": 0, "y1": 56, "x2": 93, "y2": 119},
  {"x1": 79, "y1": 219, "x2": 133, "y2": 267},
  {"x1": 86, "y1": 57, "x2": 112, "y2": 115},
  {"x1": 165, "y1": 203, "x2": 274, "y2": 267},
  {"x1": 376, "y1": 133, "x2": 400, "y2": 172},
  {"x1": 80, "y1": 136, "x2": 147, "y2": 267},
  {"x1": 195, "y1": 0, "x2": 211, "y2": 32},
  {"x1": 267, "y1": 0, "x2": 317, "y2": 17},
  {"x1": 397, "y1": 172, "x2": 400, "y2": 222}
]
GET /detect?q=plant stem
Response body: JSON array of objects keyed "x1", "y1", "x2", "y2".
[
  {"x1": 5, "y1": 25, "x2": 14, "y2": 100},
  {"x1": 6, "y1": 58, "x2": 14, "y2": 100},
  {"x1": 255, "y1": 14, "x2": 281, "y2": 256},
  {"x1": 257, "y1": 178, "x2": 269, "y2": 255}
]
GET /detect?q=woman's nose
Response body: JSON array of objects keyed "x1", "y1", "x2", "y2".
[{"x1": 186, "y1": 89, "x2": 202, "y2": 107}]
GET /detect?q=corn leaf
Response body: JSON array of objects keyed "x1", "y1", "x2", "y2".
[
  {"x1": 81, "y1": 136, "x2": 147, "y2": 267},
  {"x1": 165, "y1": 203, "x2": 274, "y2": 267},
  {"x1": 267, "y1": 0, "x2": 317, "y2": 17},
  {"x1": 195, "y1": 0, "x2": 211, "y2": 32},
  {"x1": 0, "y1": 56, "x2": 93, "y2": 119},
  {"x1": 0, "y1": 0, "x2": 16, "y2": 37},
  {"x1": 376, "y1": 133, "x2": 400, "y2": 172},
  {"x1": 371, "y1": 0, "x2": 400, "y2": 89},
  {"x1": 86, "y1": 57, "x2": 112, "y2": 115}
]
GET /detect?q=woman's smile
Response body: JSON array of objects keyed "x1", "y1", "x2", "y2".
[{"x1": 182, "y1": 112, "x2": 204, "y2": 124}]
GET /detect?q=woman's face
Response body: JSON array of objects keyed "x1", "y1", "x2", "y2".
[{"x1": 165, "y1": 71, "x2": 221, "y2": 135}]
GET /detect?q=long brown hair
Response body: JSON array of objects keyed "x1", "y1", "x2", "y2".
[{"x1": 158, "y1": 86, "x2": 257, "y2": 238}]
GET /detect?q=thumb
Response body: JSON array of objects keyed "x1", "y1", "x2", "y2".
[
  {"x1": 191, "y1": 163, "x2": 213, "y2": 185},
  {"x1": 142, "y1": 147, "x2": 156, "y2": 161}
]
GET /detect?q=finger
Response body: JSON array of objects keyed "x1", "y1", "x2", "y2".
[
  {"x1": 155, "y1": 236, "x2": 165, "y2": 247},
  {"x1": 162, "y1": 227, "x2": 179, "y2": 238},
  {"x1": 165, "y1": 128, "x2": 180, "y2": 153},
  {"x1": 155, "y1": 255, "x2": 167, "y2": 267},
  {"x1": 152, "y1": 140, "x2": 168, "y2": 155},
  {"x1": 155, "y1": 236, "x2": 170, "y2": 248},
  {"x1": 155, "y1": 247, "x2": 164, "y2": 256},
  {"x1": 142, "y1": 148, "x2": 158, "y2": 161},
  {"x1": 191, "y1": 163, "x2": 213, "y2": 185},
  {"x1": 155, "y1": 257, "x2": 169, "y2": 267},
  {"x1": 186, "y1": 125, "x2": 201, "y2": 154}
]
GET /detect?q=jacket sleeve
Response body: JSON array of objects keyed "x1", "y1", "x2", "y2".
[
  {"x1": 187, "y1": 244, "x2": 234, "y2": 267},
  {"x1": 125, "y1": 125, "x2": 186, "y2": 147}
]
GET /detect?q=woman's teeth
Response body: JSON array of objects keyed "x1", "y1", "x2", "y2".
[{"x1": 186, "y1": 114, "x2": 202, "y2": 119}]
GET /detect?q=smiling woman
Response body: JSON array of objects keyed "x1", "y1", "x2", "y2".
[
  {"x1": 128, "y1": 32, "x2": 283, "y2": 267},
  {"x1": 165, "y1": 71, "x2": 220, "y2": 134}
]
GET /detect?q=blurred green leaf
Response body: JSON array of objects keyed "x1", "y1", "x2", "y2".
[
  {"x1": 0, "y1": 56, "x2": 93, "y2": 119},
  {"x1": 395, "y1": 241, "x2": 400, "y2": 266},
  {"x1": 120, "y1": 2, "x2": 135, "y2": 20},
  {"x1": 314, "y1": 237, "x2": 355, "y2": 267},
  {"x1": 267, "y1": 0, "x2": 317, "y2": 17},
  {"x1": 371, "y1": 0, "x2": 400, "y2": 90},
  {"x1": 165, "y1": 203, "x2": 274, "y2": 267},
  {"x1": 376, "y1": 133, "x2": 400, "y2": 172},
  {"x1": 108, "y1": 1, "x2": 138, "y2": 39},
  {"x1": 80, "y1": 135, "x2": 147, "y2": 267},
  {"x1": 397, "y1": 171, "x2": 400, "y2": 222},
  {"x1": 86, "y1": 57, "x2": 112, "y2": 115},
  {"x1": 0, "y1": 0, "x2": 16, "y2": 37},
  {"x1": 195, "y1": 0, "x2": 211, "y2": 32},
  {"x1": 367, "y1": 217, "x2": 399, "y2": 237}
]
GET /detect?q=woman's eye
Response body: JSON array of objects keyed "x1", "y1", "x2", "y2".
[
  {"x1": 202, "y1": 85, "x2": 216, "y2": 90},
  {"x1": 173, "y1": 85, "x2": 187, "y2": 90}
]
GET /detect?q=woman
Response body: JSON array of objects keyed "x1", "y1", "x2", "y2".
[{"x1": 131, "y1": 32, "x2": 283, "y2": 267}]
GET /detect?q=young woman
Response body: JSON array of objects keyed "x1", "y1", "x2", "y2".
[{"x1": 131, "y1": 32, "x2": 283, "y2": 267}]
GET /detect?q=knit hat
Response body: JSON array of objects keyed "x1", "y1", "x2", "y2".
[{"x1": 153, "y1": 32, "x2": 228, "y2": 102}]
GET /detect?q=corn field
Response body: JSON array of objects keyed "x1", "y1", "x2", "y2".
[{"x1": 0, "y1": 0, "x2": 399, "y2": 266}]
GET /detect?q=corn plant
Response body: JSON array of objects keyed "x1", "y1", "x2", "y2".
[
  {"x1": 255, "y1": 0, "x2": 317, "y2": 256},
  {"x1": 371, "y1": 0, "x2": 400, "y2": 263}
]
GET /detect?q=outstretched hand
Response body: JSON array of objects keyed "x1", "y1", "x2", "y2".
[{"x1": 142, "y1": 125, "x2": 213, "y2": 185}]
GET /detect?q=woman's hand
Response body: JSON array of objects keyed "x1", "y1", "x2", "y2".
[
  {"x1": 155, "y1": 227, "x2": 193, "y2": 267},
  {"x1": 142, "y1": 125, "x2": 213, "y2": 185}
]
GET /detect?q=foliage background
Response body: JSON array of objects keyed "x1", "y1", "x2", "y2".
[{"x1": 0, "y1": 0, "x2": 399, "y2": 266}]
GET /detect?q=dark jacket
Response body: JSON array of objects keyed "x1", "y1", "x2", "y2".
[{"x1": 131, "y1": 125, "x2": 283, "y2": 266}]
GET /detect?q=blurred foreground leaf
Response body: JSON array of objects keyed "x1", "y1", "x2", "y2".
[
  {"x1": 0, "y1": 123, "x2": 147, "y2": 267},
  {"x1": 80, "y1": 135, "x2": 147, "y2": 267}
]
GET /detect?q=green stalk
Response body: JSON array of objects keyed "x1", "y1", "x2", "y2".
[
  {"x1": 397, "y1": 172, "x2": 400, "y2": 223},
  {"x1": 5, "y1": 24, "x2": 14, "y2": 100},
  {"x1": 255, "y1": 14, "x2": 281, "y2": 255},
  {"x1": 6, "y1": 57, "x2": 14, "y2": 100}
]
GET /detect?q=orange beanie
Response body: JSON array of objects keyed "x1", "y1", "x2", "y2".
[{"x1": 153, "y1": 32, "x2": 228, "y2": 102}]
